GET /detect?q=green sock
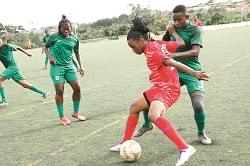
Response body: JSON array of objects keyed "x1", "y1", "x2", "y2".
[
  {"x1": 73, "y1": 101, "x2": 80, "y2": 113},
  {"x1": 194, "y1": 111, "x2": 206, "y2": 134},
  {"x1": 30, "y1": 86, "x2": 46, "y2": 96},
  {"x1": 143, "y1": 110, "x2": 152, "y2": 128},
  {"x1": 0, "y1": 87, "x2": 7, "y2": 102},
  {"x1": 45, "y1": 56, "x2": 49, "y2": 65},
  {"x1": 56, "y1": 104, "x2": 64, "y2": 117}
]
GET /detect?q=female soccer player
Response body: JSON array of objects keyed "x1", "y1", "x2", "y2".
[
  {"x1": 44, "y1": 15, "x2": 86, "y2": 125},
  {"x1": 110, "y1": 17, "x2": 209, "y2": 166},
  {"x1": 41, "y1": 29, "x2": 50, "y2": 69},
  {"x1": 136, "y1": 5, "x2": 211, "y2": 145},
  {"x1": 0, "y1": 38, "x2": 48, "y2": 107}
]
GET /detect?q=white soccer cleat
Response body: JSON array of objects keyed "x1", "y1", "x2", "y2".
[
  {"x1": 198, "y1": 133, "x2": 212, "y2": 145},
  {"x1": 42, "y1": 92, "x2": 50, "y2": 99},
  {"x1": 0, "y1": 101, "x2": 8, "y2": 107},
  {"x1": 176, "y1": 145, "x2": 196, "y2": 166},
  {"x1": 110, "y1": 144, "x2": 122, "y2": 152}
]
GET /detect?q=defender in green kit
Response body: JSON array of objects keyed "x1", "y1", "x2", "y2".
[
  {"x1": 44, "y1": 15, "x2": 86, "y2": 126},
  {"x1": 135, "y1": 5, "x2": 212, "y2": 145},
  {"x1": 0, "y1": 38, "x2": 49, "y2": 107}
]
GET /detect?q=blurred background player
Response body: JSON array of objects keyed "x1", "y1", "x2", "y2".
[
  {"x1": 41, "y1": 29, "x2": 50, "y2": 69},
  {"x1": 193, "y1": 15, "x2": 203, "y2": 27},
  {"x1": 110, "y1": 16, "x2": 209, "y2": 166},
  {"x1": 44, "y1": 15, "x2": 86, "y2": 125},
  {"x1": 0, "y1": 38, "x2": 49, "y2": 107},
  {"x1": 135, "y1": 5, "x2": 212, "y2": 145}
]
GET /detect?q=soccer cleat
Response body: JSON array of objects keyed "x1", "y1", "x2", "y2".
[
  {"x1": 42, "y1": 92, "x2": 50, "y2": 99},
  {"x1": 176, "y1": 145, "x2": 196, "y2": 166},
  {"x1": 110, "y1": 144, "x2": 122, "y2": 152},
  {"x1": 59, "y1": 116, "x2": 71, "y2": 126},
  {"x1": 134, "y1": 125, "x2": 154, "y2": 137},
  {"x1": 198, "y1": 133, "x2": 212, "y2": 145},
  {"x1": 72, "y1": 113, "x2": 86, "y2": 121},
  {"x1": 0, "y1": 101, "x2": 8, "y2": 107}
]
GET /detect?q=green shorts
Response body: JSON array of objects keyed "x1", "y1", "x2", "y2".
[
  {"x1": 179, "y1": 72, "x2": 204, "y2": 95},
  {"x1": 50, "y1": 64, "x2": 78, "y2": 85},
  {"x1": 0, "y1": 65, "x2": 24, "y2": 81}
]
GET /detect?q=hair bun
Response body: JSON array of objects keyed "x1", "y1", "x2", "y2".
[
  {"x1": 62, "y1": 14, "x2": 67, "y2": 19},
  {"x1": 132, "y1": 16, "x2": 150, "y2": 33}
]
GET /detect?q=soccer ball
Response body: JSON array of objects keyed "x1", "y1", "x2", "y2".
[{"x1": 120, "y1": 140, "x2": 142, "y2": 162}]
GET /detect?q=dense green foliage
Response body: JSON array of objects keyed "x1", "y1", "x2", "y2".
[{"x1": 1, "y1": 2, "x2": 250, "y2": 48}]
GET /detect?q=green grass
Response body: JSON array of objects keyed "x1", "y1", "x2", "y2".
[{"x1": 0, "y1": 26, "x2": 250, "y2": 166}]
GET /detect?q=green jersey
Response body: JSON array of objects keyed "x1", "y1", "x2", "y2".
[
  {"x1": 169, "y1": 23, "x2": 203, "y2": 71},
  {"x1": 45, "y1": 33, "x2": 79, "y2": 66},
  {"x1": 43, "y1": 34, "x2": 50, "y2": 44},
  {"x1": 0, "y1": 44, "x2": 17, "y2": 68}
]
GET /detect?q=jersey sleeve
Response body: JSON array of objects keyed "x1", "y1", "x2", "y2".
[
  {"x1": 73, "y1": 37, "x2": 80, "y2": 54},
  {"x1": 191, "y1": 27, "x2": 203, "y2": 48},
  {"x1": 44, "y1": 34, "x2": 56, "y2": 48},
  {"x1": 43, "y1": 37, "x2": 46, "y2": 43}
]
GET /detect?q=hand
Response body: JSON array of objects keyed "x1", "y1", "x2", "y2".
[
  {"x1": 193, "y1": 71, "x2": 209, "y2": 81},
  {"x1": 166, "y1": 24, "x2": 175, "y2": 34},
  {"x1": 79, "y1": 68, "x2": 85, "y2": 77},
  {"x1": 50, "y1": 59, "x2": 56, "y2": 65}
]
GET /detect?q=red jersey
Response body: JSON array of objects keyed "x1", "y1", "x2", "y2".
[
  {"x1": 193, "y1": 18, "x2": 203, "y2": 27},
  {"x1": 144, "y1": 40, "x2": 180, "y2": 89}
]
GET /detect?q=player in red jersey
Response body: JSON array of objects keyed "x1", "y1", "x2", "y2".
[{"x1": 110, "y1": 17, "x2": 209, "y2": 166}]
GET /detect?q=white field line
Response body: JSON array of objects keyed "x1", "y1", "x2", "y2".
[
  {"x1": 26, "y1": 119, "x2": 125, "y2": 166},
  {"x1": 26, "y1": 54, "x2": 249, "y2": 166}
]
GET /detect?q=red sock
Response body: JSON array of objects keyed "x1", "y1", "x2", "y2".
[
  {"x1": 154, "y1": 117, "x2": 188, "y2": 150},
  {"x1": 121, "y1": 115, "x2": 139, "y2": 143}
]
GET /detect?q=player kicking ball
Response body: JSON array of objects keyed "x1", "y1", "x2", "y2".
[{"x1": 110, "y1": 17, "x2": 209, "y2": 166}]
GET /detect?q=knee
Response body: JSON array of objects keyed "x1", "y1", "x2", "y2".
[
  {"x1": 56, "y1": 89, "x2": 64, "y2": 97},
  {"x1": 148, "y1": 111, "x2": 158, "y2": 122},
  {"x1": 191, "y1": 97, "x2": 204, "y2": 113},
  {"x1": 73, "y1": 87, "x2": 81, "y2": 94},
  {"x1": 22, "y1": 83, "x2": 30, "y2": 89},
  {"x1": 129, "y1": 102, "x2": 140, "y2": 115}
]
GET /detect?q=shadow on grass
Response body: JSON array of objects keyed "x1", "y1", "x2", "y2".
[{"x1": 189, "y1": 139, "x2": 220, "y2": 146}]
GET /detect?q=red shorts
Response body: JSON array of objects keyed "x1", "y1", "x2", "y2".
[{"x1": 143, "y1": 86, "x2": 180, "y2": 108}]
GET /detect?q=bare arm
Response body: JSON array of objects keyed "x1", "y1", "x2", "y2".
[
  {"x1": 41, "y1": 44, "x2": 45, "y2": 54},
  {"x1": 44, "y1": 47, "x2": 56, "y2": 64},
  {"x1": 16, "y1": 47, "x2": 32, "y2": 57},
  {"x1": 168, "y1": 45, "x2": 200, "y2": 58},
  {"x1": 163, "y1": 58, "x2": 209, "y2": 81},
  {"x1": 75, "y1": 52, "x2": 84, "y2": 76}
]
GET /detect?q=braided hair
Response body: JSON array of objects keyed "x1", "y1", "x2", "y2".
[
  {"x1": 58, "y1": 15, "x2": 72, "y2": 35},
  {"x1": 127, "y1": 16, "x2": 152, "y2": 41}
]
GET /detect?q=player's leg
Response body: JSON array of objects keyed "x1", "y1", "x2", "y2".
[
  {"x1": 0, "y1": 66, "x2": 22, "y2": 106},
  {"x1": 68, "y1": 79, "x2": 86, "y2": 121},
  {"x1": 182, "y1": 73, "x2": 211, "y2": 145},
  {"x1": 0, "y1": 76, "x2": 7, "y2": 106},
  {"x1": 65, "y1": 66, "x2": 86, "y2": 121},
  {"x1": 149, "y1": 100, "x2": 188, "y2": 150},
  {"x1": 110, "y1": 95, "x2": 149, "y2": 152},
  {"x1": 50, "y1": 65, "x2": 70, "y2": 125},
  {"x1": 54, "y1": 84, "x2": 70, "y2": 125},
  {"x1": 191, "y1": 92, "x2": 211, "y2": 144},
  {"x1": 44, "y1": 55, "x2": 49, "y2": 69},
  {"x1": 133, "y1": 109, "x2": 153, "y2": 137},
  {"x1": 149, "y1": 100, "x2": 195, "y2": 166},
  {"x1": 16, "y1": 79, "x2": 48, "y2": 98}
]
